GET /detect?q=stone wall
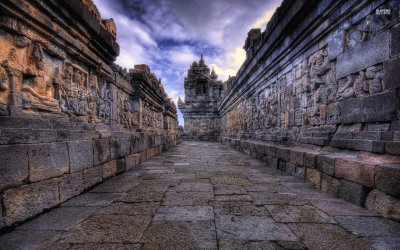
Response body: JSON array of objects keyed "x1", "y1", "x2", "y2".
[
  {"x1": 217, "y1": 0, "x2": 400, "y2": 220},
  {"x1": 0, "y1": 0, "x2": 179, "y2": 230}
]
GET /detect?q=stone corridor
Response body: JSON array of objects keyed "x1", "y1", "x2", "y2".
[{"x1": 0, "y1": 141, "x2": 399, "y2": 249}]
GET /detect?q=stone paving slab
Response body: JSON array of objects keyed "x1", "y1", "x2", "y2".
[{"x1": 1, "y1": 141, "x2": 400, "y2": 249}]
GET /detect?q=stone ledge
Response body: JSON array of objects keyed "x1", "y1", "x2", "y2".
[{"x1": 220, "y1": 136, "x2": 400, "y2": 220}]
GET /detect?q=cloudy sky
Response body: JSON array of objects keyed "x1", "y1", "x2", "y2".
[{"x1": 94, "y1": 0, "x2": 282, "y2": 125}]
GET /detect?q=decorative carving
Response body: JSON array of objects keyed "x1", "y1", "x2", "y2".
[
  {"x1": 308, "y1": 49, "x2": 330, "y2": 84},
  {"x1": 101, "y1": 18, "x2": 117, "y2": 39}
]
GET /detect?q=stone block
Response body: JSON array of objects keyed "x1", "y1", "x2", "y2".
[
  {"x1": 59, "y1": 172, "x2": 85, "y2": 203},
  {"x1": 285, "y1": 162, "x2": 296, "y2": 175},
  {"x1": 317, "y1": 154, "x2": 336, "y2": 176},
  {"x1": 338, "y1": 98, "x2": 362, "y2": 124},
  {"x1": 93, "y1": 139, "x2": 110, "y2": 165},
  {"x1": 126, "y1": 153, "x2": 141, "y2": 170},
  {"x1": 321, "y1": 173, "x2": 340, "y2": 196},
  {"x1": 130, "y1": 138, "x2": 139, "y2": 154},
  {"x1": 366, "y1": 189, "x2": 400, "y2": 221},
  {"x1": 305, "y1": 168, "x2": 321, "y2": 189},
  {"x1": 386, "y1": 141, "x2": 400, "y2": 155},
  {"x1": 3, "y1": 179, "x2": 60, "y2": 225},
  {"x1": 57, "y1": 130, "x2": 81, "y2": 141},
  {"x1": 116, "y1": 158, "x2": 126, "y2": 174},
  {"x1": 345, "y1": 139, "x2": 385, "y2": 153},
  {"x1": 338, "y1": 179, "x2": 369, "y2": 206},
  {"x1": 28, "y1": 142, "x2": 69, "y2": 182},
  {"x1": 68, "y1": 140, "x2": 93, "y2": 172},
  {"x1": 265, "y1": 145, "x2": 276, "y2": 156},
  {"x1": 362, "y1": 91, "x2": 399, "y2": 123},
  {"x1": 294, "y1": 166, "x2": 305, "y2": 180},
  {"x1": 276, "y1": 147, "x2": 290, "y2": 162},
  {"x1": 304, "y1": 151, "x2": 319, "y2": 168},
  {"x1": 110, "y1": 138, "x2": 131, "y2": 160},
  {"x1": 335, "y1": 158, "x2": 375, "y2": 187},
  {"x1": 0, "y1": 145, "x2": 29, "y2": 190},
  {"x1": 83, "y1": 166, "x2": 103, "y2": 189},
  {"x1": 336, "y1": 31, "x2": 390, "y2": 78},
  {"x1": 278, "y1": 160, "x2": 286, "y2": 172},
  {"x1": 391, "y1": 24, "x2": 400, "y2": 57},
  {"x1": 102, "y1": 160, "x2": 117, "y2": 179},
  {"x1": 375, "y1": 163, "x2": 400, "y2": 197},
  {"x1": 290, "y1": 149, "x2": 304, "y2": 165},
  {"x1": 0, "y1": 197, "x2": 3, "y2": 229},
  {"x1": 0, "y1": 129, "x2": 57, "y2": 144}
]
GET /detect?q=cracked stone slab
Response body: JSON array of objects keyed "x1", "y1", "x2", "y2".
[
  {"x1": 310, "y1": 199, "x2": 377, "y2": 216},
  {"x1": 214, "y1": 185, "x2": 248, "y2": 195},
  {"x1": 211, "y1": 177, "x2": 251, "y2": 185},
  {"x1": 265, "y1": 204, "x2": 335, "y2": 223},
  {"x1": 249, "y1": 192, "x2": 309, "y2": 205},
  {"x1": 171, "y1": 182, "x2": 213, "y2": 192},
  {"x1": 61, "y1": 214, "x2": 152, "y2": 244},
  {"x1": 215, "y1": 214, "x2": 298, "y2": 241},
  {"x1": 140, "y1": 221, "x2": 217, "y2": 249},
  {"x1": 98, "y1": 202, "x2": 160, "y2": 216},
  {"x1": 18, "y1": 206, "x2": 98, "y2": 231},
  {"x1": 215, "y1": 194, "x2": 253, "y2": 202},
  {"x1": 335, "y1": 216, "x2": 400, "y2": 237},
  {"x1": 154, "y1": 206, "x2": 214, "y2": 221},
  {"x1": 61, "y1": 193, "x2": 123, "y2": 207},
  {"x1": 211, "y1": 201, "x2": 270, "y2": 216},
  {"x1": 162, "y1": 191, "x2": 214, "y2": 206},
  {"x1": 119, "y1": 190, "x2": 166, "y2": 202},
  {"x1": 288, "y1": 223, "x2": 371, "y2": 249},
  {"x1": 244, "y1": 184, "x2": 288, "y2": 193}
]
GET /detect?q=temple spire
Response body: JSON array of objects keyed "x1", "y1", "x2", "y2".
[{"x1": 199, "y1": 53, "x2": 205, "y2": 65}]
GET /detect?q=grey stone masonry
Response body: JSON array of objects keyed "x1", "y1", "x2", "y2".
[{"x1": 0, "y1": 0, "x2": 180, "y2": 230}]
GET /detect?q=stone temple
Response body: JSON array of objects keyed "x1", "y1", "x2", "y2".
[{"x1": 1, "y1": 0, "x2": 400, "y2": 249}]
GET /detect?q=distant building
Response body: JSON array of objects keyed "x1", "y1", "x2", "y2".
[{"x1": 178, "y1": 54, "x2": 225, "y2": 140}]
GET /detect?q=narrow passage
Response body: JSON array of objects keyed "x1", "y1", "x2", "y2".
[{"x1": 1, "y1": 141, "x2": 400, "y2": 249}]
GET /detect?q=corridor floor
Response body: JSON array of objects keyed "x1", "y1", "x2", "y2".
[{"x1": 1, "y1": 141, "x2": 400, "y2": 249}]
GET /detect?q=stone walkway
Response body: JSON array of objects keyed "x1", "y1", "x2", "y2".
[{"x1": 1, "y1": 141, "x2": 400, "y2": 249}]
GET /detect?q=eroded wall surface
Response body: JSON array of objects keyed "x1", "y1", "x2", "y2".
[
  {"x1": 217, "y1": 0, "x2": 400, "y2": 220},
  {"x1": 0, "y1": 0, "x2": 179, "y2": 229}
]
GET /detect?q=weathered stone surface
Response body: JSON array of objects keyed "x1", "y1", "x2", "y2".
[
  {"x1": 311, "y1": 199, "x2": 376, "y2": 216},
  {"x1": 162, "y1": 191, "x2": 214, "y2": 206},
  {"x1": 218, "y1": 239, "x2": 281, "y2": 250},
  {"x1": 0, "y1": 144, "x2": 28, "y2": 189},
  {"x1": 0, "y1": 230, "x2": 63, "y2": 250},
  {"x1": 98, "y1": 202, "x2": 160, "y2": 216},
  {"x1": 214, "y1": 185, "x2": 247, "y2": 195},
  {"x1": 288, "y1": 223, "x2": 370, "y2": 249},
  {"x1": 140, "y1": 221, "x2": 217, "y2": 249},
  {"x1": 386, "y1": 141, "x2": 400, "y2": 155},
  {"x1": 375, "y1": 163, "x2": 400, "y2": 197},
  {"x1": 216, "y1": 214, "x2": 297, "y2": 241},
  {"x1": 366, "y1": 189, "x2": 400, "y2": 221},
  {"x1": 18, "y1": 206, "x2": 97, "y2": 231},
  {"x1": 29, "y1": 142, "x2": 69, "y2": 182},
  {"x1": 83, "y1": 166, "x2": 103, "y2": 189},
  {"x1": 265, "y1": 204, "x2": 334, "y2": 223},
  {"x1": 335, "y1": 158, "x2": 375, "y2": 187},
  {"x1": 68, "y1": 140, "x2": 94, "y2": 172},
  {"x1": 338, "y1": 179, "x2": 369, "y2": 206},
  {"x1": 384, "y1": 56, "x2": 400, "y2": 90},
  {"x1": 61, "y1": 214, "x2": 152, "y2": 243},
  {"x1": 3, "y1": 179, "x2": 60, "y2": 225},
  {"x1": 93, "y1": 139, "x2": 111, "y2": 166},
  {"x1": 102, "y1": 160, "x2": 117, "y2": 179},
  {"x1": 154, "y1": 206, "x2": 214, "y2": 221},
  {"x1": 362, "y1": 91, "x2": 399, "y2": 123},
  {"x1": 61, "y1": 192, "x2": 123, "y2": 207},
  {"x1": 335, "y1": 216, "x2": 400, "y2": 237},
  {"x1": 172, "y1": 182, "x2": 213, "y2": 192},
  {"x1": 59, "y1": 172, "x2": 85, "y2": 202},
  {"x1": 317, "y1": 154, "x2": 336, "y2": 176},
  {"x1": 320, "y1": 173, "x2": 340, "y2": 196},
  {"x1": 211, "y1": 201, "x2": 270, "y2": 216},
  {"x1": 336, "y1": 31, "x2": 390, "y2": 78},
  {"x1": 125, "y1": 153, "x2": 141, "y2": 170},
  {"x1": 305, "y1": 168, "x2": 321, "y2": 188}
]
